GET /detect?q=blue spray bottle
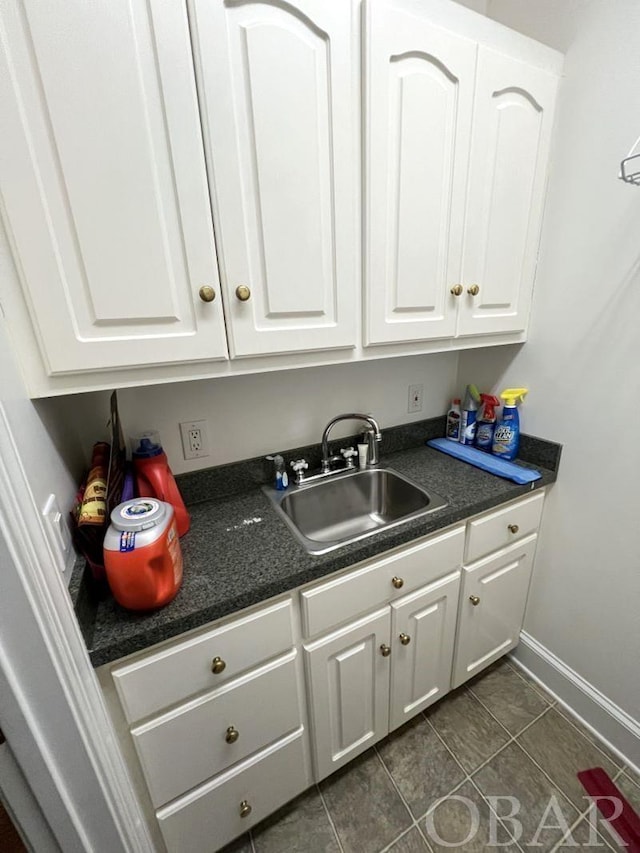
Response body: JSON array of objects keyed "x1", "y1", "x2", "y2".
[{"x1": 492, "y1": 388, "x2": 528, "y2": 460}]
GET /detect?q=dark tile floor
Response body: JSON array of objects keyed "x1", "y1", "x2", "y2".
[{"x1": 225, "y1": 659, "x2": 640, "y2": 853}]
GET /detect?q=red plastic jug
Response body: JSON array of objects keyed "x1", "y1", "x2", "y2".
[
  {"x1": 132, "y1": 431, "x2": 190, "y2": 536},
  {"x1": 103, "y1": 499, "x2": 183, "y2": 610}
]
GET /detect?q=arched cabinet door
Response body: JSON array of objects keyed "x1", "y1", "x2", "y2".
[
  {"x1": 364, "y1": 0, "x2": 477, "y2": 345},
  {"x1": 190, "y1": 0, "x2": 359, "y2": 358},
  {"x1": 0, "y1": 1, "x2": 228, "y2": 374},
  {"x1": 458, "y1": 48, "x2": 558, "y2": 337}
]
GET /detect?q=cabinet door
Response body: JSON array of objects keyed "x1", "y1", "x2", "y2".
[
  {"x1": 190, "y1": 0, "x2": 358, "y2": 357},
  {"x1": 390, "y1": 571, "x2": 460, "y2": 731},
  {"x1": 457, "y1": 48, "x2": 558, "y2": 337},
  {"x1": 0, "y1": 1, "x2": 227, "y2": 374},
  {"x1": 452, "y1": 534, "x2": 537, "y2": 688},
  {"x1": 364, "y1": 0, "x2": 477, "y2": 345},
  {"x1": 304, "y1": 609, "x2": 390, "y2": 781}
]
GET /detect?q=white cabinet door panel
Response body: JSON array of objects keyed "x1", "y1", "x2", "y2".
[
  {"x1": 304, "y1": 609, "x2": 390, "y2": 781},
  {"x1": 191, "y1": 0, "x2": 358, "y2": 357},
  {"x1": 390, "y1": 571, "x2": 460, "y2": 730},
  {"x1": 0, "y1": 1, "x2": 227, "y2": 373},
  {"x1": 458, "y1": 48, "x2": 558, "y2": 336},
  {"x1": 365, "y1": 0, "x2": 476, "y2": 344},
  {"x1": 452, "y1": 534, "x2": 537, "y2": 688}
]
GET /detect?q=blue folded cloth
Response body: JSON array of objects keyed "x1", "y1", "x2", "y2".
[{"x1": 426, "y1": 438, "x2": 542, "y2": 484}]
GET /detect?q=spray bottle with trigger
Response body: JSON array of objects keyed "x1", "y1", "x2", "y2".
[
  {"x1": 492, "y1": 388, "x2": 528, "y2": 461},
  {"x1": 475, "y1": 394, "x2": 501, "y2": 452}
]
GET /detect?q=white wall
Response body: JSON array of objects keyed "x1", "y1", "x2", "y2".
[
  {"x1": 452, "y1": 0, "x2": 488, "y2": 14},
  {"x1": 460, "y1": 0, "x2": 640, "y2": 722},
  {"x1": 0, "y1": 228, "x2": 85, "y2": 584},
  {"x1": 73, "y1": 353, "x2": 459, "y2": 475}
]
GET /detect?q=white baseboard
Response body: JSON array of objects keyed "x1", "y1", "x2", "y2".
[{"x1": 510, "y1": 632, "x2": 640, "y2": 775}]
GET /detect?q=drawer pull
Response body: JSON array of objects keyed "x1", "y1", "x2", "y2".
[
  {"x1": 239, "y1": 800, "x2": 252, "y2": 818},
  {"x1": 399, "y1": 633, "x2": 411, "y2": 646},
  {"x1": 450, "y1": 284, "x2": 463, "y2": 296},
  {"x1": 380, "y1": 644, "x2": 391, "y2": 657},
  {"x1": 211, "y1": 656, "x2": 226, "y2": 675},
  {"x1": 225, "y1": 726, "x2": 239, "y2": 744},
  {"x1": 469, "y1": 595, "x2": 480, "y2": 606},
  {"x1": 467, "y1": 284, "x2": 480, "y2": 296},
  {"x1": 508, "y1": 523, "x2": 520, "y2": 534},
  {"x1": 391, "y1": 576, "x2": 404, "y2": 589}
]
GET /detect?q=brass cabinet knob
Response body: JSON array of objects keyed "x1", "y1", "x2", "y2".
[
  {"x1": 508, "y1": 523, "x2": 519, "y2": 534},
  {"x1": 380, "y1": 644, "x2": 391, "y2": 657},
  {"x1": 239, "y1": 800, "x2": 252, "y2": 818},
  {"x1": 450, "y1": 284, "x2": 463, "y2": 296},
  {"x1": 225, "y1": 726, "x2": 239, "y2": 744},
  {"x1": 391, "y1": 576, "x2": 404, "y2": 589},
  {"x1": 211, "y1": 656, "x2": 226, "y2": 674},
  {"x1": 399, "y1": 633, "x2": 411, "y2": 646},
  {"x1": 198, "y1": 285, "x2": 216, "y2": 303},
  {"x1": 235, "y1": 284, "x2": 251, "y2": 302},
  {"x1": 469, "y1": 595, "x2": 480, "y2": 606},
  {"x1": 467, "y1": 284, "x2": 480, "y2": 296}
]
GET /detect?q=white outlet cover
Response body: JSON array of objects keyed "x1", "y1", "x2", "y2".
[
  {"x1": 408, "y1": 383, "x2": 424, "y2": 413},
  {"x1": 179, "y1": 420, "x2": 210, "y2": 460},
  {"x1": 42, "y1": 493, "x2": 73, "y2": 573}
]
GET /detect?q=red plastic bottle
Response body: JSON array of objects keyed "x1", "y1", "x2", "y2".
[{"x1": 132, "y1": 431, "x2": 190, "y2": 536}]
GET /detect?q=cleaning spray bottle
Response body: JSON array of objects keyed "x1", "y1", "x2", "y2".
[
  {"x1": 492, "y1": 389, "x2": 528, "y2": 460},
  {"x1": 460, "y1": 384, "x2": 481, "y2": 445},
  {"x1": 475, "y1": 394, "x2": 500, "y2": 452}
]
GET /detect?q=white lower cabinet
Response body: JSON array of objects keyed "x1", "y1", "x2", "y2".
[
  {"x1": 452, "y1": 533, "x2": 538, "y2": 689},
  {"x1": 157, "y1": 728, "x2": 308, "y2": 853},
  {"x1": 100, "y1": 491, "x2": 545, "y2": 852},
  {"x1": 390, "y1": 571, "x2": 461, "y2": 730},
  {"x1": 304, "y1": 608, "x2": 391, "y2": 781}
]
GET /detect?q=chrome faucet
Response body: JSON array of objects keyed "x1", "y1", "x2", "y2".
[{"x1": 321, "y1": 413, "x2": 382, "y2": 473}]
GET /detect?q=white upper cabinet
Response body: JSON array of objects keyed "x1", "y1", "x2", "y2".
[
  {"x1": 364, "y1": 0, "x2": 559, "y2": 346},
  {"x1": 0, "y1": 1, "x2": 228, "y2": 374},
  {"x1": 365, "y1": 1, "x2": 477, "y2": 345},
  {"x1": 189, "y1": 0, "x2": 359, "y2": 358},
  {"x1": 457, "y1": 48, "x2": 558, "y2": 336}
]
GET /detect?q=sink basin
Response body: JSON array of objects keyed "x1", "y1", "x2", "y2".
[{"x1": 264, "y1": 467, "x2": 447, "y2": 555}]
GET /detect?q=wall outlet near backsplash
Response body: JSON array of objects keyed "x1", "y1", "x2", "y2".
[{"x1": 179, "y1": 420, "x2": 210, "y2": 460}]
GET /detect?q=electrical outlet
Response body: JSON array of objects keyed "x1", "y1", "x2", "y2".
[
  {"x1": 179, "y1": 420, "x2": 210, "y2": 460},
  {"x1": 408, "y1": 383, "x2": 424, "y2": 413}
]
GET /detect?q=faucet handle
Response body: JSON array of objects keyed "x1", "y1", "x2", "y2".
[
  {"x1": 290, "y1": 459, "x2": 308, "y2": 483},
  {"x1": 340, "y1": 447, "x2": 358, "y2": 468}
]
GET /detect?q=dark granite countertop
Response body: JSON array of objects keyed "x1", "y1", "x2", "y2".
[{"x1": 72, "y1": 418, "x2": 560, "y2": 667}]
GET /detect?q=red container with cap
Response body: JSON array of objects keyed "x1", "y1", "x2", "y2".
[
  {"x1": 103, "y1": 499, "x2": 183, "y2": 610},
  {"x1": 132, "y1": 431, "x2": 190, "y2": 536}
]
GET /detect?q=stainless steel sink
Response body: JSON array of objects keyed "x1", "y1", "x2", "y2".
[{"x1": 264, "y1": 467, "x2": 447, "y2": 555}]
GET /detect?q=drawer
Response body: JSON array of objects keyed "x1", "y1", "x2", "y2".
[
  {"x1": 465, "y1": 492, "x2": 544, "y2": 564},
  {"x1": 132, "y1": 652, "x2": 301, "y2": 807},
  {"x1": 157, "y1": 727, "x2": 309, "y2": 853},
  {"x1": 112, "y1": 598, "x2": 294, "y2": 723},
  {"x1": 301, "y1": 526, "x2": 464, "y2": 638}
]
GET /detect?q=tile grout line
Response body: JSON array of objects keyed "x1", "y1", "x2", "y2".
[
  {"x1": 423, "y1": 711, "x2": 531, "y2": 853},
  {"x1": 316, "y1": 783, "x2": 346, "y2": 853},
  {"x1": 553, "y1": 704, "x2": 626, "y2": 772},
  {"x1": 373, "y1": 744, "x2": 419, "y2": 823},
  {"x1": 467, "y1": 681, "x2": 623, "y2": 816},
  {"x1": 428, "y1": 696, "x2": 596, "y2": 837},
  {"x1": 465, "y1": 774, "x2": 527, "y2": 853},
  {"x1": 504, "y1": 657, "x2": 558, "y2": 707},
  {"x1": 420, "y1": 709, "x2": 528, "y2": 853}
]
